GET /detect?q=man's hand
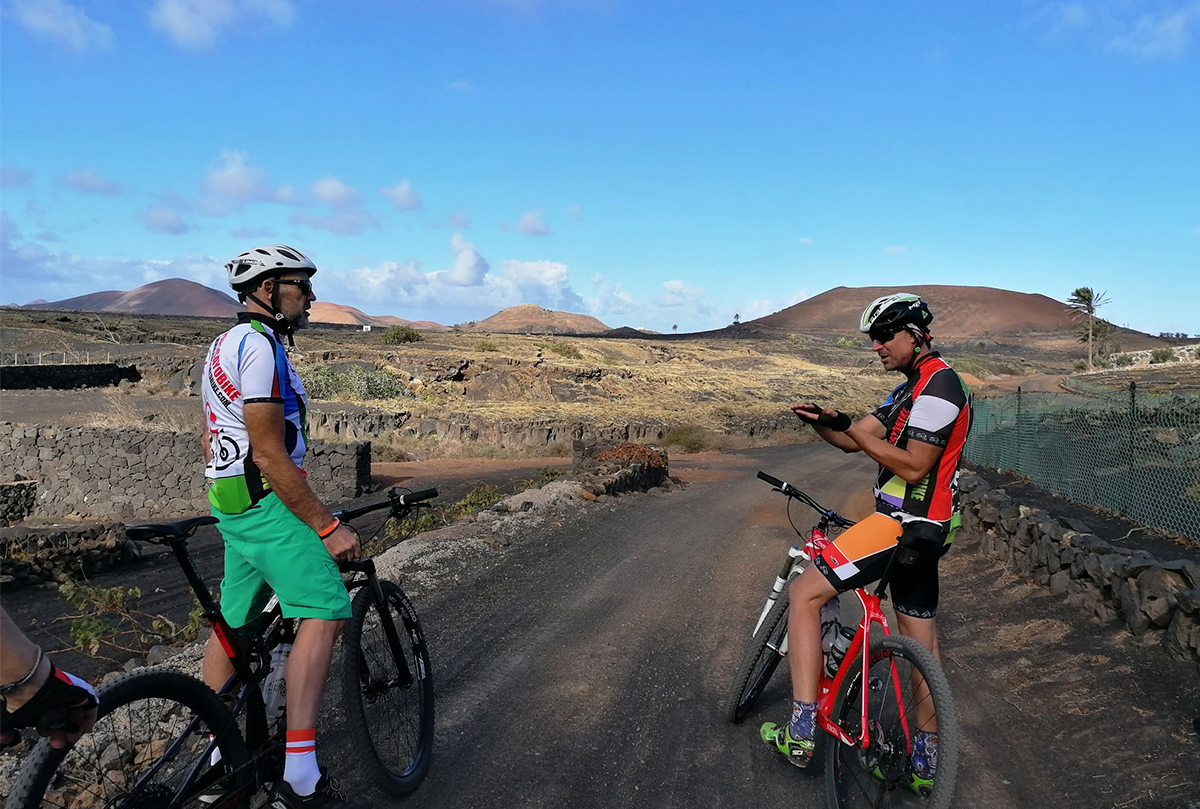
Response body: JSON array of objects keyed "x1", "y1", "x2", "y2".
[
  {"x1": 322, "y1": 523, "x2": 361, "y2": 563},
  {"x1": 791, "y1": 403, "x2": 852, "y2": 432},
  {"x1": 1, "y1": 663, "x2": 99, "y2": 750}
]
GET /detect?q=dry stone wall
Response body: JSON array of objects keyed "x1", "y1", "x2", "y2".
[
  {"x1": 0, "y1": 481, "x2": 36, "y2": 524},
  {"x1": 959, "y1": 471, "x2": 1200, "y2": 668},
  {"x1": 0, "y1": 422, "x2": 370, "y2": 521},
  {"x1": 0, "y1": 363, "x2": 140, "y2": 390}
]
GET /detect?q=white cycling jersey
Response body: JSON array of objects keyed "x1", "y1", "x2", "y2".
[{"x1": 202, "y1": 314, "x2": 308, "y2": 514}]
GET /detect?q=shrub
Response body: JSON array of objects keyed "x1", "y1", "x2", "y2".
[
  {"x1": 663, "y1": 423, "x2": 709, "y2": 453},
  {"x1": 475, "y1": 339, "x2": 499, "y2": 352},
  {"x1": 836, "y1": 337, "x2": 859, "y2": 347},
  {"x1": 1111, "y1": 353, "x2": 1135, "y2": 367},
  {"x1": 1149, "y1": 347, "x2": 1175, "y2": 364},
  {"x1": 1195, "y1": 346, "x2": 1200, "y2": 360},
  {"x1": 301, "y1": 365, "x2": 411, "y2": 400},
  {"x1": 549, "y1": 341, "x2": 582, "y2": 359},
  {"x1": 1073, "y1": 359, "x2": 1088, "y2": 371},
  {"x1": 381, "y1": 325, "x2": 422, "y2": 344}
]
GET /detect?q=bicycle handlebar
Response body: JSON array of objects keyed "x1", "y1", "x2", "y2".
[
  {"x1": 757, "y1": 471, "x2": 854, "y2": 528},
  {"x1": 335, "y1": 487, "x2": 439, "y2": 521}
]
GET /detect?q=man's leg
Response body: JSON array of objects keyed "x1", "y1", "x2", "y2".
[
  {"x1": 202, "y1": 633, "x2": 235, "y2": 694},
  {"x1": 894, "y1": 612, "x2": 939, "y2": 732},
  {"x1": 282, "y1": 617, "x2": 345, "y2": 796}
]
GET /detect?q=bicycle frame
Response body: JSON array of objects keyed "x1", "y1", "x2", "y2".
[{"x1": 755, "y1": 471, "x2": 916, "y2": 755}]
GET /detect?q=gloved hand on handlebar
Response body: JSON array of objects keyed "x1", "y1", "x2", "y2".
[
  {"x1": 1, "y1": 662, "x2": 98, "y2": 749},
  {"x1": 791, "y1": 403, "x2": 852, "y2": 432}
]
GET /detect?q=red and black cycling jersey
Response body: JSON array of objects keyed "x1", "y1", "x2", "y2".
[{"x1": 869, "y1": 351, "x2": 971, "y2": 525}]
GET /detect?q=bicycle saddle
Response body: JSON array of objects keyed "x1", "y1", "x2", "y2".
[{"x1": 126, "y1": 515, "x2": 219, "y2": 542}]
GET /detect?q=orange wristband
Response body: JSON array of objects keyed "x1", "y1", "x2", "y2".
[{"x1": 317, "y1": 518, "x2": 340, "y2": 539}]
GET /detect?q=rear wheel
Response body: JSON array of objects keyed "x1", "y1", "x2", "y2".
[
  {"x1": 724, "y1": 594, "x2": 790, "y2": 723},
  {"x1": 825, "y1": 634, "x2": 958, "y2": 809},
  {"x1": 6, "y1": 667, "x2": 248, "y2": 809},
  {"x1": 341, "y1": 581, "x2": 434, "y2": 797}
]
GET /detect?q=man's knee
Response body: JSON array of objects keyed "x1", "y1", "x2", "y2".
[{"x1": 789, "y1": 567, "x2": 836, "y2": 606}]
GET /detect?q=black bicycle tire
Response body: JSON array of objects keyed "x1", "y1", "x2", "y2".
[
  {"x1": 341, "y1": 580, "x2": 435, "y2": 797},
  {"x1": 723, "y1": 593, "x2": 790, "y2": 724},
  {"x1": 5, "y1": 667, "x2": 249, "y2": 809},
  {"x1": 824, "y1": 634, "x2": 959, "y2": 809}
]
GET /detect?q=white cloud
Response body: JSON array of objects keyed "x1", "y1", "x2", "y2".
[
  {"x1": 339, "y1": 260, "x2": 428, "y2": 301},
  {"x1": 148, "y1": 0, "x2": 294, "y2": 50},
  {"x1": 743, "y1": 289, "x2": 811, "y2": 320},
  {"x1": 499, "y1": 259, "x2": 584, "y2": 310},
  {"x1": 203, "y1": 150, "x2": 292, "y2": 208},
  {"x1": 797, "y1": 237, "x2": 814, "y2": 245},
  {"x1": 311, "y1": 176, "x2": 363, "y2": 209},
  {"x1": 139, "y1": 204, "x2": 191, "y2": 235},
  {"x1": 0, "y1": 166, "x2": 31, "y2": 188},
  {"x1": 883, "y1": 245, "x2": 909, "y2": 256},
  {"x1": 441, "y1": 233, "x2": 490, "y2": 286},
  {"x1": 587, "y1": 273, "x2": 636, "y2": 317},
  {"x1": 61, "y1": 167, "x2": 121, "y2": 195},
  {"x1": 11, "y1": 0, "x2": 114, "y2": 55},
  {"x1": 512, "y1": 209, "x2": 551, "y2": 236},
  {"x1": 289, "y1": 210, "x2": 376, "y2": 236},
  {"x1": 654, "y1": 280, "x2": 710, "y2": 316},
  {"x1": 382, "y1": 180, "x2": 423, "y2": 211},
  {"x1": 1108, "y1": 2, "x2": 1200, "y2": 58},
  {"x1": 232, "y1": 226, "x2": 276, "y2": 239}
]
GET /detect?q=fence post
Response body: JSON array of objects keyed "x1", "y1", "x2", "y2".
[{"x1": 1125, "y1": 381, "x2": 1137, "y2": 515}]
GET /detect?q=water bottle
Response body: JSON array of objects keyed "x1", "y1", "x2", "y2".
[
  {"x1": 261, "y1": 643, "x2": 292, "y2": 723},
  {"x1": 819, "y1": 597, "x2": 841, "y2": 654},
  {"x1": 825, "y1": 625, "x2": 855, "y2": 679}
]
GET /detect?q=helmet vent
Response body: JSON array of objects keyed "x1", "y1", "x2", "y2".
[{"x1": 276, "y1": 248, "x2": 301, "y2": 261}]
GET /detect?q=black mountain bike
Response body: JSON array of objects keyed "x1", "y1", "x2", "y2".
[{"x1": 6, "y1": 487, "x2": 438, "y2": 809}]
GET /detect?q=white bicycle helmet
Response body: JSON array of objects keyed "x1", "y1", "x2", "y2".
[
  {"x1": 859, "y1": 292, "x2": 933, "y2": 335},
  {"x1": 225, "y1": 245, "x2": 317, "y2": 292}
]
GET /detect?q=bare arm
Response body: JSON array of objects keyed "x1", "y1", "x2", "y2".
[
  {"x1": 792, "y1": 405, "x2": 885, "y2": 452},
  {"x1": 844, "y1": 426, "x2": 942, "y2": 484},
  {"x1": 243, "y1": 402, "x2": 360, "y2": 561},
  {"x1": 201, "y1": 428, "x2": 211, "y2": 464}
]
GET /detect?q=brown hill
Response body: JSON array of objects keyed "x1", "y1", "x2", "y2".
[
  {"x1": 308, "y1": 302, "x2": 448, "y2": 331},
  {"x1": 26, "y1": 279, "x2": 241, "y2": 319},
  {"x1": 473, "y1": 304, "x2": 610, "y2": 335},
  {"x1": 752, "y1": 285, "x2": 1163, "y2": 350}
]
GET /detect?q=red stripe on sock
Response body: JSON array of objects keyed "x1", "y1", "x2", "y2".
[{"x1": 285, "y1": 729, "x2": 316, "y2": 743}]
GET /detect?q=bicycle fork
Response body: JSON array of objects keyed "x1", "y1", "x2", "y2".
[{"x1": 346, "y1": 559, "x2": 416, "y2": 691}]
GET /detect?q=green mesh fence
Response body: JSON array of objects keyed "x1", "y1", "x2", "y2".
[{"x1": 964, "y1": 383, "x2": 1200, "y2": 541}]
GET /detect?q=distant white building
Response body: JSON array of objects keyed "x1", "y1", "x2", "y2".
[{"x1": 362, "y1": 325, "x2": 372, "y2": 332}]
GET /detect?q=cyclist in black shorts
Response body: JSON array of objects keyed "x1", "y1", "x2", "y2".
[{"x1": 760, "y1": 293, "x2": 971, "y2": 789}]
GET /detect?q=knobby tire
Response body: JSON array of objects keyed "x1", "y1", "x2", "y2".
[
  {"x1": 341, "y1": 580, "x2": 434, "y2": 797},
  {"x1": 5, "y1": 667, "x2": 249, "y2": 809},
  {"x1": 724, "y1": 593, "x2": 790, "y2": 724},
  {"x1": 825, "y1": 634, "x2": 959, "y2": 809}
]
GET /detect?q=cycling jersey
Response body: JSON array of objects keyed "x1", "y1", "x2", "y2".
[
  {"x1": 202, "y1": 313, "x2": 308, "y2": 514},
  {"x1": 870, "y1": 352, "x2": 971, "y2": 525}
]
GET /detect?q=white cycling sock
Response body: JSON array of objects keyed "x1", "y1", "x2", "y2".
[{"x1": 284, "y1": 729, "x2": 320, "y2": 796}]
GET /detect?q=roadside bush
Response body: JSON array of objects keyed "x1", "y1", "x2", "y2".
[
  {"x1": 663, "y1": 423, "x2": 709, "y2": 453},
  {"x1": 836, "y1": 337, "x2": 859, "y2": 347},
  {"x1": 475, "y1": 339, "x2": 499, "y2": 352},
  {"x1": 1111, "y1": 353, "x2": 1135, "y2": 367},
  {"x1": 302, "y1": 364, "x2": 411, "y2": 400},
  {"x1": 381, "y1": 325, "x2": 422, "y2": 345},
  {"x1": 1194, "y1": 346, "x2": 1200, "y2": 360},
  {"x1": 549, "y1": 341, "x2": 582, "y2": 359},
  {"x1": 1149, "y1": 348, "x2": 1175, "y2": 364},
  {"x1": 1073, "y1": 359, "x2": 1088, "y2": 371}
]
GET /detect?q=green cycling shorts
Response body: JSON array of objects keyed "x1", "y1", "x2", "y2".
[{"x1": 213, "y1": 493, "x2": 351, "y2": 627}]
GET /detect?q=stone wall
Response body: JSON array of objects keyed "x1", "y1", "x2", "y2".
[
  {"x1": 0, "y1": 422, "x2": 371, "y2": 521},
  {"x1": 0, "y1": 363, "x2": 140, "y2": 390},
  {"x1": 572, "y1": 439, "x2": 671, "y2": 496},
  {"x1": 0, "y1": 522, "x2": 132, "y2": 590},
  {"x1": 959, "y1": 472, "x2": 1200, "y2": 668},
  {"x1": 0, "y1": 481, "x2": 36, "y2": 524}
]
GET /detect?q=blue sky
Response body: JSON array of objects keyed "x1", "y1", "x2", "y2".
[{"x1": 1, "y1": 0, "x2": 1197, "y2": 334}]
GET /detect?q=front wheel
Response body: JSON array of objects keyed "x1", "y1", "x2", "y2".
[
  {"x1": 341, "y1": 580, "x2": 434, "y2": 797},
  {"x1": 724, "y1": 594, "x2": 790, "y2": 723},
  {"x1": 5, "y1": 667, "x2": 249, "y2": 809},
  {"x1": 825, "y1": 634, "x2": 959, "y2": 809}
]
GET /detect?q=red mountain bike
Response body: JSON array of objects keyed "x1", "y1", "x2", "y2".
[{"x1": 726, "y1": 472, "x2": 959, "y2": 809}]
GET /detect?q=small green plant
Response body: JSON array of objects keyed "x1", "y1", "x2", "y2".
[
  {"x1": 57, "y1": 580, "x2": 205, "y2": 656},
  {"x1": 663, "y1": 423, "x2": 709, "y2": 453},
  {"x1": 1194, "y1": 345, "x2": 1200, "y2": 360},
  {"x1": 1149, "y1": 347, "x2": 1175, "y2": 364},
  {"x1": 549, "y1": 341, "x2": 582, "y2": 359},
  {"x1": 517, "y1": 466, "x2": 565, "y2": 491},
  {"x1": 391, "y1": 484, "x2": 506, "y2": 537},
  {"x1": 1073, "y1": 359, "x2": 1088, "y2": 371},
  {"x1": 836, "y1": 337, "x2": 859, "y2": 347},
  {"x1": 301, "y1": 365, "x2": 411, "y2": 400},
  {"x1": 475, "y1": 339, "x2": 499, "y2": 352},
  {"x1": 381, "y1": 325, "x2": 423, "y2": 344},
  {"x1": 1111, "y1": 353, "x2": 1135, "y2": 367}
]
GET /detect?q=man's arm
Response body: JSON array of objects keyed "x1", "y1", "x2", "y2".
[
  {"x1": 792, "y1": 405, "x2": 885, "y2": 452},
  {"x1": 844, "y1": 425, "x2": 941, "y2": 484},
  {"x1": 243, "y1": 402, "x2": 359, "y2": 561}
]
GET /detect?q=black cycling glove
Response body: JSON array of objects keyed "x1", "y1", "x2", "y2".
[
  {"x1": 815, "y1": 410, "x2": 853, "y2": 432},
  {"x1": 0, "y1": 663, "x2": 98, "y2": 735}
]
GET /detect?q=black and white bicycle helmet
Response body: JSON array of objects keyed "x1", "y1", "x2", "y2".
[
  {"x1": 859, "y1": 292, "x2": 934, "y2": 337},
  {"x1": 225, "y1": 245, "x2": 317, "y2": 292}
]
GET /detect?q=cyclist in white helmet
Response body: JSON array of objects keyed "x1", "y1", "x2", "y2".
[
  {"x1": 200, "y1": 245, "x2": 365, "y2": 808},
  {"x1": 761, "y1": 293, "x2": 971, "y2": 793}
]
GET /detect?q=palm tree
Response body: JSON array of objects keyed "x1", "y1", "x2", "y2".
[
  {"x1": 672, "y1": 324, "x2": 678, "y2": 334},
  {"x1": 733, "y1": 313, "x2": 740, "y2": 325},
  {"x1": 1067, "y1": 287, "x2": 1111, "y2": 371}
]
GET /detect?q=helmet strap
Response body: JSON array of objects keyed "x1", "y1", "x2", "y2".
[{"x1": 244, "y1": 288, "x2": 297, "y2": 347}]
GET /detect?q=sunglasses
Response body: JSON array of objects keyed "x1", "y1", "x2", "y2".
[
  {"x1": 868, "y1": 328, "x2": 901, "y2": 344},
  {"x1": 274, "y1": 278, "x2": 314, "y2": 296}
]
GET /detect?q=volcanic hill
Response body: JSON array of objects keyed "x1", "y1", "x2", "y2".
[
  {"x1": 26, "y1": 279, "x2": 242, "y2": 319},
  {"x1": 472, "y1": 304, "x2": 610, "y2": 335}
]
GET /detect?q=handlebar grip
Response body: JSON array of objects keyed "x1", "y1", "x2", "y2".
[
  {"x1": 399, "y1": 488, "x2": 438, "y2": 505},
  {"x1": 757, "y1": 471, "x2": 786, "y2": 489}
]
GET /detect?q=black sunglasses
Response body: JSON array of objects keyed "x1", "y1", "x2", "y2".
[
  {"x1": 868, "y1": 328, "x2": 900, "y2": 344},
  {"x1": 273, "y1": 278, "x2": 314, "y2": 296}
]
